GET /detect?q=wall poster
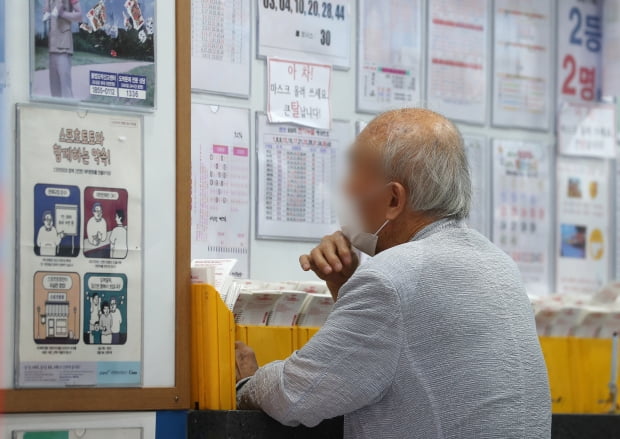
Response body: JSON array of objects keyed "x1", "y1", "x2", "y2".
[
  {"x1": 462, "y1": 134, "x2": 490, "y2": 237},
  {"x1": 356, "y1": 0, "x2": 423, "y2": 114},
  {"x1": 556, "y1": 157, "x2": 610, "y2": 295},
  {"x1": 191, "y1": 0, "x2": 251, "y2": 97},
  {"x1": 427, "y1": 0, "x2": 488, "y2": 124},
  {"x1": 16, "y1": 104, "x2": 143, "y2": 388},
  {"x1": 257, "y1": 0, "x2": 352, "y2": 68},
  {"x1": 32, "y1": 0, "x2": 156, "y2": 108},
  {"x1": 492, "y1": 139, "x2": 552, "y2": 295},
  {"x1": 557, "y1": 0, "x2": 603, "y2": 106},
  {"x1": 256, "y1": 113, "x2": 351, "y2": 241},
  {"x1": 191, "y1": 104, "x2": 250, "y2": 278},
  {"x1": 492, "y1": 0, "x2": 552, "y2": 130}
]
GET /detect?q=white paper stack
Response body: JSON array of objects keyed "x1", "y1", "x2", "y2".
[
  {"x1": 268, "y1": 291, "x2": 308, "y2": 326},
  {"x1": 298, "y1": 294, "x2": 334, "y2": 327},
  {"x1": 234, "y1": 291, "x2": 281, "y2": 326}
]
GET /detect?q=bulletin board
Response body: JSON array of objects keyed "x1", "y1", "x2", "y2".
[{"x1": 1, "y1": 0, "x2": 191, "y2": 411}]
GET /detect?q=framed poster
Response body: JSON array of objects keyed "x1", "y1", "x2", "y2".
[
  {"x1": 191, "y1": 0, "x2": 251, "y2": 97},
  {"x1": 556, "y1": 157, "x2": 611, "y2": 295},
  {"x1": 492, "y1": 0, "x2": 553, "y2": 130},
  {"x1": 427, "y1": 0, "x2": 488, "y2": 124},
  {"x1": 492, "y1": 139, "x2": 553, "y2": 295},
  {"x1": 31, "y1": 0, "x2": 156, "y2": 109},
  {"x1": 356, "y1": 0, "x2": 423, "y2": 114},
  {"x1": 191, "y1": 104, "x2": 251, "y2": 278},
  {"x1": 557, "y1": 0, "x2": 603, "y2": 106},
  {"x1": 257, "y1": 0, "x2": 352, "y2": 69},
  {"x1": 15, "y1": 104, "x2": 143, "y2": 388},
  {"x1": 256, "y1": 113, "x2": 352, "y2": 241}
]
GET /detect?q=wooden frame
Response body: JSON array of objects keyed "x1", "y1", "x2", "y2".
[{"x1": 1, "y1": 0, "x2": 191, "y2": 412}]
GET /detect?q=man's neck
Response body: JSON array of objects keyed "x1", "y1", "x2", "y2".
[{"x1": 377, "y1": 213, "x2": 437, "y2": 253}]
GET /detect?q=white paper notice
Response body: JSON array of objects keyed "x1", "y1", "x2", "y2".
[
  {"x1": 256, "y1": 113, "x2": 351, "y2": 240},
  {"x1": 16, "y1": 105, "x2": 143, "y2": 388},
  {"x1": 357, "y1": 0, "x2": 422, "y2": 113},
  {"x1": 267, "y1": 58, "x2": 332, "y2": 130},
  {"x1": 191, "y1": 0, "x2": 251, "y2": 97},
  {"x1": 556, "y1": 157, "x2": 610, "y2": 295},
  {"x1": 557, "y1": 0, "x2": 603, "y2": 106},
  {"x1": 427, "y1": 0, "x2": 488, "y2": 124},
  {"x1": 191, "y1": 105, "x2": 250, "y2": 278},
  {"x1": 492, "y1": 139, "x2": 552, "y2": 295},
  {"x1": 258, "y1": 0, "x2": 352, "y2": 68},
  {"x1": 463, "y1": 134, "x2": 489, "y2": 237},
  {"x1": 492, "y1": 0, "x2": 552, "y2": 130},
  {"x1": 558, "y1": 102, "x2": 616, "y2": 158}
]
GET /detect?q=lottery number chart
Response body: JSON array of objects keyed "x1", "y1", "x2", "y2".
[
  {"x1": 257, "y1": 114, "x2": 351, "y2": 241},
  {"x1": 191, "y1": 105, "x2": 250, "y2": 278}
]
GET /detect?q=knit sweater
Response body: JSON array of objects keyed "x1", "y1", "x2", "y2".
[{"x1": 237, "y1": 218, "x2": 551, "y2": 438}]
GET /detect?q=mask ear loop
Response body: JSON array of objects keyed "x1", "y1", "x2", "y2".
[{"x1": 374, "y1": 219, "x2": 390, "y2": 236}]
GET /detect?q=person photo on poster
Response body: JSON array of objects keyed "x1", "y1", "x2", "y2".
[{"x1": 33, "y1": 0, "x2": 155, "y2": 108}]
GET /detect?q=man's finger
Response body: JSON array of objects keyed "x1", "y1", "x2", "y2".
[
  {"x1": 299, "y1": 254, "x2": 311, "y2": 271},
  {"x1": 334, "y1": 232, "x2": 353, "y2": 266},
  {"x1": 310, "y1": 247, "x2": 333, "y2": 275},
  {"x1": 320, "y1": 238, "x2": 343, "y2": 272}
]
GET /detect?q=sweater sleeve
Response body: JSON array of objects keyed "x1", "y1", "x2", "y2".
[{"x1": 236, "y1": 268, "x2": 404, "y2": 427}]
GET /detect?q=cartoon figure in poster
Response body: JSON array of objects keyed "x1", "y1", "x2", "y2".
[
  {"x1": 34, "y1": 0, "x2": 156, "y2": 107},
  {"x1": 83, "y1": 187, "x2": 128, "y2": 258},
  {"x1": 83, "y1": 273, "x2": 127, "y2": 345},
  {"x1": 33, "y1": 272, "x2": 80, "y2": 344},
  {"x1": 34, "y1": 184, "x2": 80, "y2": 257}
]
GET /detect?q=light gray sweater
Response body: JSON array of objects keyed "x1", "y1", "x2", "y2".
[{"x1": 237, "y1": 219, "x2": 551, "y2": 438}]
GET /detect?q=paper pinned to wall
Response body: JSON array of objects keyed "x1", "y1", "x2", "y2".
[
  {"x1": 556, "y1": 157, "x2": 610, "y2": 295},
  {"x1": 191, "y1": 104, "x2": 250, "y2": 278},
  {"x1": 558, "y1": 102, "x2": 616, "y2": 158},
  {"x1": 427, "y1": 0, "x2": 488, "y2": 124},
  {"x1": 16, "y1": 105, "x2": 143, "y2": 388},
  {"x1": 257, "y1": 0, "x2": 352, "y2": 68},
  {"x1": 463, "y1": 134, "x2": 490, "y2": 237},
  {"x1": 492, "y1": 0, "x2": 552, "y2": 130},
  {"x1": 191, "y1": 0, "x2": 251, "y2": 97},
  {"x1": 557, "y1": 0, "x2": 603, "y2": 106},
  {"x1": 492, "y1": 139, "x2": 552, "y2": 295},
  {"x1": 356, "y1": 0, "x2": 423, "y2": 113},
  {"x1": 256, "y1": 113, "x2": 352, "y2": 241},
  {"x1": 267, "y1": 58, "x2": 332, "y2": 129}
]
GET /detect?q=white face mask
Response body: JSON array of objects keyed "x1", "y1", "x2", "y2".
[{"x1": 337, "y1": 186, "x2": 391, "y2": 256}]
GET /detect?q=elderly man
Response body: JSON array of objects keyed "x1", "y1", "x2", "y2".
[{"x1": 236, "y1": 109, "x2": 551, "y2": 438}]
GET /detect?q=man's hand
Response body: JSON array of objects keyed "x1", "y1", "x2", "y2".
[
  {"x1": 235, "y1": 341, "x2": 259, "y2": 382},
  {"x1": 299, "y1": 231, "x2": 359, "y2": 299}
]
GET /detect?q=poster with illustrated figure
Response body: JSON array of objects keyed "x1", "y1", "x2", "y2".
[
  {"x1": 12, "y1": 428, "x2": 142, "y2": 439},
  {"x1": 556, "y1": 157, "x2": 611, "y2": 295},
  {"x1": 31, "y1": 0, "x2": 156, "y2": 108},
  {"x1": 16, "y1": 104, "x2": 142, "y2": 388}
]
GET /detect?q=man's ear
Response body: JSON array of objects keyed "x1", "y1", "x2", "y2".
[{"x1": 385, "y1": 182, "x2": 407, "y2": 220}]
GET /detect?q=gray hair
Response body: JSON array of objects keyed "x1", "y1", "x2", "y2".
[{"x1": 374, "y1": 109, "x2": 472, "y2": 220}]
